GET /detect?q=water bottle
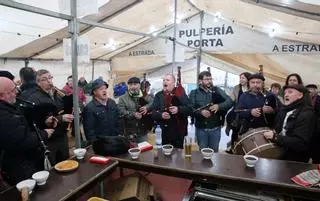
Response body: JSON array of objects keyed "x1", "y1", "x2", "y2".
[{"x1": 155, "y1": 125, "x2": 162, "y2": 148}]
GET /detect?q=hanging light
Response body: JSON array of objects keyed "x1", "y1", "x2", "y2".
[
  {"x1": 268, "y1": 23, "x2": 281, "y2": 38},
  {"x1": 214, "y1": 12, "x2": 222, "y2": 22}
]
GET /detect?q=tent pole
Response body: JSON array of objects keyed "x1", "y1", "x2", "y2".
[
  {"x1": 92, "y1": 60, "x2": 95, "y2": 81},
  {"x1": 171, "y1": 0, "x2": 178, "y2": 74},
  {"x1": 196, "y1": 11, "x2": 204, "y2": 83},
  {"x1": 70, "y1": 0, "x2": 81, "y2": 148}
]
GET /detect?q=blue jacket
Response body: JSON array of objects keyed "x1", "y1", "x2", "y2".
[
  {"x1": 83, "y1": 98, "x2": 120, "y2": 142},
  {"x1": 237, "y1": 91, "x2": 277, "y2": 128}
]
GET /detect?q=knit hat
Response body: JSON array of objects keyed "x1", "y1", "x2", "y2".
[{"x1": 0, "y1": 70, "x2": 15, "y2": 80}]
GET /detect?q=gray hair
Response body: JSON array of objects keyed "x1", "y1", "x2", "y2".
[{"x1": 36, "y1": 69, "x2": 50, "y2": 82}]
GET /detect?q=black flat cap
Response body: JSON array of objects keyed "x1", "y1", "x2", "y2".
[
  {"x1": 248, "y1": 73, "x2": 265, "y2": 81},
  {"x1": 127, "y1": 77, "x2": 140, "y2": 84},
  {"x1": 0, "y1": 70, "x2": 15, "y2": 80},
  {"x1": 283, "y1": 84, "x2": 307, "y2": 93}
]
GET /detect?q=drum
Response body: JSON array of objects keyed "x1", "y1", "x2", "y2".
[{"x1": 233, "y1": 127, "x2": 283, "y2": 159}]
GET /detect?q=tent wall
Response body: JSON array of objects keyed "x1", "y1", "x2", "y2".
[{"x1": 0, "y1": 59, "x2": 111, "y2": 88}]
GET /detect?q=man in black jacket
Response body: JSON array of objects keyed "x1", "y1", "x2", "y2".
[
  {"x1": 18, "y1": 67, "x2": 38, "y2": 99},
  {"x1": 27, "y1": 69, "x2": 74, "y2": 165},
  {"x1": 0, "y1": 77, "x2": 54, "y2": 185},
  {"x1": 83, "y1": 79, "x2": 120, "y2": 142},
  {"x1": 264, "y1": 84, "x2": 315, "y2": 162},
  {"x1": 149, "y1": 74, "x2": 192, "y2": 148}
]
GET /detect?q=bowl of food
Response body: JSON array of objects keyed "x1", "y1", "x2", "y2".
[
  {"x1": 201, "y1": 148, "x2": 214, "y2": 159},
  {"x1": 128, "y1": 148, "x2": 141, "y2": 159},
  {"x1": 244, "y1": 155, "x2": 259, "y2": 167},
  {"x1": 16, "y1": 179, "x2": 36, "y2": 194},
  {"x1": 162, "y1": 144, "x2": 173, "y2": 156},
  {"x1": 32, "y1": 171, "x2": 49, "y2": 185},
  {"x1": 73, "y1": 148, "x2": 87, "y2": 159}
]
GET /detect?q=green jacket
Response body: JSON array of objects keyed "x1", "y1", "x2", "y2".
[
  {"x1": 118, "y1": 92, "x2": 148, "y2": 136},
  {"x1": 189, "y1": 86, "x2": 233, "y2": 128}
]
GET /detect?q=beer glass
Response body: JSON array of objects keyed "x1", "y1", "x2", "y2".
[{"x1": 184, "y1": 136, "x2": 192, "y2": 157}]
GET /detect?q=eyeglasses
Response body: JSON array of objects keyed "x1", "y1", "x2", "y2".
[
  {"x1": 39, "y1": 76, "x2": 53, "y2": 82},
  {"x1": 202, "y1": 78, "x2": 213, "y2": 81}
]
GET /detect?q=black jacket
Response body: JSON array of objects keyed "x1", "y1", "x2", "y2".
[
  {"x1": 273, "y1": 100, "x2": 315, "y2": 162},
  {"x1": 0, "y1": 100, "x2": 48, "y2": 185},
  {"x1": 150, "y1": 90, "x2": 192, "y2": 136},
  {"x1": 83, "y1": 98, "x2": 120, "y2": 142},
  {"x1": 27, "y1": 88, "x2": 67, "y2": 140}
]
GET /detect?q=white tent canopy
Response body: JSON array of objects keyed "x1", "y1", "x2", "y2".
[{"x1": 1, "y1": 0, "x2": 320, "y2": 86}]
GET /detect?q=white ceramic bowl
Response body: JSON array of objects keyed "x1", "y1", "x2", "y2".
[
  {"x1": 32, "y1": 171, "x2": 49, "y2": 185},
  {"x1": 128, "y1": 148, "x2": 141, "y2": 159},
  {"x1": 16, "y1": 179, "x2": 36, "y2": 194},
  {"x1": 162, "y1": 144, "x2": 173, "y2": 156},
  {"x1": 244, "y1": 155, "x2": 259, "y2": 167},
  {"x1": 201, "y1": 148, "x2": 214, "y2": 159},
  {"x1": 73, "y1": 148, "x2": 87, "y2": 159}
]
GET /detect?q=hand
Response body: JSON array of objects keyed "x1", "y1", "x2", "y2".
[
  {"x1": 140, "y1": 106, "x2": 148, "y2": 115},
  {"x1": 251, "y1": 108, "x2": 261, "y2": 117},
  {"x1": 263, "y1": 131, "x2": 274, "y2": 140},
  {"x1": 169, "y1": 106, "x2": 178, "y2": 114},
  {"x1": 45, "y1": 116, "x2": 58, "y2": 128},
  {"x1": 62, "y1": 114, "x2": 74, "y2": 123},
  {"x1": 162, "y1": 112, "x2": 171, "y2": 120},
  {"x1": 262, "y1": 105, "x2": 274, "y2": 114},
  {"x1": 201, "y1": 109, "x2": 211, "y2": 118},
  {"x1": 21, "y1": 187, "x2": 29, "y2": 201},
  {"x1": 44, "y1": 129, "x2": 55, "y2": 138},
  {"x1": 134, "y1": 112, "x2": 142, "y2": 120},
  {"x1": 209, "y1": 104, "x2": 219, "y2": 113}
]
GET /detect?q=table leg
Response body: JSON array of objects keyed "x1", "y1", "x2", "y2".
[
  {"x1": 99, "y1": 181, "x2": 104, "y2": 198},
  {"x1": 119, "y1": 167, "x2": 124, "y2": 177}
]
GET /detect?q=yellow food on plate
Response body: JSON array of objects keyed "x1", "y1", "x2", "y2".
[{"x1": 54, "y1": 160, "x2": 79, "y2": 172}]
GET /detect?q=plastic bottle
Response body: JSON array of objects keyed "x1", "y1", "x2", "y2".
[{"x1": 155, "y1": 125, "x2": 162, "y2": 148}]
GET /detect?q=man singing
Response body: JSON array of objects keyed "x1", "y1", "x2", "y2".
[
  {"x1": 264, "y1": 84, "x2": 315, "y2": 162},
  {"x1": 149, "y1": 74, "x2": 192, "y2": 148}
]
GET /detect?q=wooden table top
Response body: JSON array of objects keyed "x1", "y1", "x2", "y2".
[
  {"x1": 0, "y1": 152, "x2": 118, "y2": 201},
  {"x1": 113, "y1": 148, "x2": 320, "y2": 200}
]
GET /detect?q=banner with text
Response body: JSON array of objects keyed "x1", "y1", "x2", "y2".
[{"x1": 175, "y1": 13, "x2": 319, "y2": 54}]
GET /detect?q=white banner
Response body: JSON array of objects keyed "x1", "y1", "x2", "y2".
[
  {"x1": 176, "y1": 13, "x2": 320, "y2": 54},
  {"x1": 63, "y1": 36, "x2": 90, "y2": 63}
]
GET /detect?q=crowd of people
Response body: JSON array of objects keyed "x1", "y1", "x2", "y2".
[{"x1": 0, "y1": 67, "x2": 319, "y2": 190}]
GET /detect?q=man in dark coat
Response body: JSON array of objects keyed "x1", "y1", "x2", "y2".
[
  {"x1": 18, "y1": 67, "x2": 38, "y2": 100},
  {"x1": 83, "y1": 79, "x2": 120, "y2": 142},
  {"x1": 237, "y1": 73, "x2": 277, "y2": 131},
  {"x1": 0, "y1": 77, "x2": 54, "y2": 185},
  {"x1": 189, "y1": 71, "x2": 233, "y2": 152},
  {"x1": 264, "y1": 84, "x2": 315, "y2": 163},
  {"x1": 148, "y1": 74, "x2": 192, "y2": 148},
  {"x1": 27, "y1": 69, "x2": 74, "y2": 165}
]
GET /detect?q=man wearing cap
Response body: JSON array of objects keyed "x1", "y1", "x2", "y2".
[
  {"x1": 118, "y1": 77, "x2": 149, "y2": 142},
  {"x1": 83, "y1": 78, "x2": 120, "y2": 142},
  {"x1": 237, "y1": 73, "x2": 277, "y2": 131},
  {"x1": 264, "y1": 84, "x2": 315, "y2": 162}
]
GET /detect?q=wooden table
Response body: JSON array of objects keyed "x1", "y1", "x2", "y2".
[
  {"x1": 113, "y1": 148, "x2": 320, "y2": 200},
  {"x1": 0, "y1": 153, "x2": 118, "y2": 201}
]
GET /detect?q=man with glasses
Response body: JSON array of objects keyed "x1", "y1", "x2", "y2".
[
  {"x1": 27, "y1": 69, "x2": 74, "y2": 165},
  {"x1": 189, "y1": 71, "x2": 233, "y2": 152},
  {"x1": 0, "y1": 77, "x2": 54, "y2": 185}
]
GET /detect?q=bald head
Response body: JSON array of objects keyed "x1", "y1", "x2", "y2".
[
  {"x1": 0, "y1": 77, "x2": 17, "y2": 104},
  {"x1": 163, "y1": 74, "x2": 176, "y2": 92}
]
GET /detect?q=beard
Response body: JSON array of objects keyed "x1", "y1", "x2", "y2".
[{"x1": 130, "y1": 89, "x2": 140, "y2": 96}]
